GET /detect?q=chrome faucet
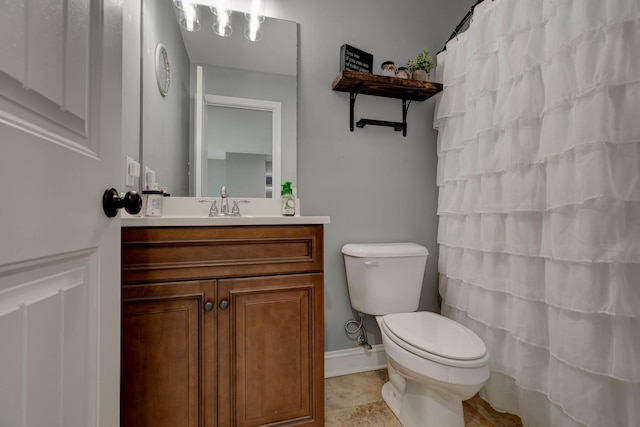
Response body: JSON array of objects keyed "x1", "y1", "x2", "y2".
[
  {"x1": 231, "y1": 199, "x2": 250, "y2": 216},
  {"x1": 200, "y1": 187, "x2": 250, "y2": 217},
  {"x1": 220, "y1": 186, "x2": 229, "y2": 215},
  {"x1": 209, "y1": 200, "x2": 219, "y2": 217},
  {"x1": 219, "y1": 186, "x2": 250, "y2": 216},
  {"x1": 198, "y1": 199, "x2": 219, "y2": 217}
]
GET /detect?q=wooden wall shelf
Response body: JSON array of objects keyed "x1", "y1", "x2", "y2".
[
  {"x1": 332, "y1": 70, "x2": 442, "y2": 100},
  {"x1": 331, "y1": 70, "x2": 443, "y2": 136}
]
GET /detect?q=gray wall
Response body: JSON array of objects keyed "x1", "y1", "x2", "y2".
[
  {"x1": 266, "y1": 0, "x2": 476, "y2": 352},
  {"x1": 142, "y1": 0, "x2": 190, "y2": 195}
]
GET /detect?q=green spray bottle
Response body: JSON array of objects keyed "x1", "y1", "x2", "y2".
[{"x1": 281, "y1": 181, "x2": 295, "y2": 216}]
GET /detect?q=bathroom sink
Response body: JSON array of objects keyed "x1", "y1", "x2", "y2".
[
  {"x1": 121, "y1": 197, "x2": 330, "y2": 227},
  {"x1": 122, "y1": 215, "x2": 330, "y2": 227}
]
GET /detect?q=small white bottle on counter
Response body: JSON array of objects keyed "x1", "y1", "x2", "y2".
[{"x1": 142, "y1": 189, "x2": 163, "y2": 217}]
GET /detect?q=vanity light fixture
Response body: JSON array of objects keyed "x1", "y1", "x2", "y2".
[
  {"x1": 174, "y1": 0, "x2": 266, "y2": 41},
  {"x1": 211, "y1": 0, "x2": 233, "y2": 37},
  {"x1": 244, "y1": 13, "x2": 262, "y2": 41},
  {"x1": 244, "y1": 0, "x2": 265, "y2": 42},
  {"x1": 173, "y1": 0, "x2": 201, "y2": 32}
]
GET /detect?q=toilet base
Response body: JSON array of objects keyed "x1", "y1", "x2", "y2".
[{"x1": 381, "y1": 379, "x2": 465, "y2": 427}]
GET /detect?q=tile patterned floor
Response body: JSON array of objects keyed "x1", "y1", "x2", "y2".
[{"x1": 325, "y1": 370, "x2": 523, "y2": 427}]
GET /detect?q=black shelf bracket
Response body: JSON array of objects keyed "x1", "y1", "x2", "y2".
[
  {"x1": 350, "y1": 94, "x2": 413, "y2": 137},
  {"x1": 402, "y1": 99, "x2": 412, "y2": 137},
  {"x1": 349, "y1": 91, "x2": 358, "y2": 132},
  {"x1": 348, "y1": 82, "x2": 364, "y2": 132},
  {"x1": 332, "y1": 71, "x2": 442, "y2": 137}
]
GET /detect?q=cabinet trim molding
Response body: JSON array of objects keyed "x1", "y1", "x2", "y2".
[{"x1": 122, "y1": 225, "x2": 323, "y2": 284}]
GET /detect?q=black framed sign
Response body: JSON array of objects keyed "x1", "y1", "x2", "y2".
[{"x1": 340, "y1": 44, "x2": 373, "y2": 73}]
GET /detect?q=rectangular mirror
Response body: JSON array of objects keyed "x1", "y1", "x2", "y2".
[{"x1": 141, "y1": 0, "x2": 298, "y2": 197}]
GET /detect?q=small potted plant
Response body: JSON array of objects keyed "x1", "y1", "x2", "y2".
[{"x1": 407, "y1": 48, "x2": 434, "y2": 81}]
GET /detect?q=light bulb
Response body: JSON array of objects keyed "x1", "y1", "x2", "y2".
[
  {"x1": 211, "y1": 6, "x2": 233, "y2": 37},
  {"x1": 244, "y1": 15, "x2": 262, "y2": 41},
  {"x1": 172, "y1": 0, "x2": 186, "y2": 10},
  {"x1": 248, "y1": 0, "x2": 265, "y2": 22},
  {"x1": 178, "y1": 3, "x2": 200, "y2": 32}
]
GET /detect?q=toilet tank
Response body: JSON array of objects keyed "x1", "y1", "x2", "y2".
[{"x1": 342, "y1": 243, "x2": 428, "y2": 316}]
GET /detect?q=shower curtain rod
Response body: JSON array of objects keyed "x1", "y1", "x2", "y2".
[{"x1": 438, "y1": 0, "x2": 484, "y2": 53}]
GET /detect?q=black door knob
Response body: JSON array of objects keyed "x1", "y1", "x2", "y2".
[{"x1": 102, "y1": 188, "x2": 142, "y2": 218}]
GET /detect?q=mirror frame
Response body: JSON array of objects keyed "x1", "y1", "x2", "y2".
[{"x1": 196, "y1": 93, "x2": 282, "y2": 197}]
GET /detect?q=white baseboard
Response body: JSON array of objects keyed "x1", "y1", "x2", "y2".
[{"x1": 324, "y1": 344, "x2": 387, "y2": 378}]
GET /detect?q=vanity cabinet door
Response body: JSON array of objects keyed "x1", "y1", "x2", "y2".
[
  {"x1": 121, "y1": 281, "x2": 217, "y2": 427},
  {"x1": 217, "y1": 274, "x2": 324, "y2": 427}
]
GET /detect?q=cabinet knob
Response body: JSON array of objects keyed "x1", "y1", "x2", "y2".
[
  {"x1": 219, "y1": 300, "x2": 230, "y2": 310},
  {"x1": 203, "y1": 301, "x2": 214, "y2": 312}
]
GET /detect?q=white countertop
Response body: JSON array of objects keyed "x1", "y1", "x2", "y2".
[
  {"x1": 121, "y1": 197, "x2": 330, "y2": 227},
  {"x1": 122, "y1": 215, "x2": 330, "y2": 227}
]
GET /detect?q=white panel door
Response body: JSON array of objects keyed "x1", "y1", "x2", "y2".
[{"x1": 0, "y1": 0, "x2": 123, "y2": 426}]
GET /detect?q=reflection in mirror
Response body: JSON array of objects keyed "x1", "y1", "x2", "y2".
[
  {"x1": 199, "y1": 94, "x2": 281, "y2": 198},
  {"x1": 141, "y1": 0, "x2": 298, "y2": 197}
]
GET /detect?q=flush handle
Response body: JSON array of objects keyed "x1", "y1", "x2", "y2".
[{"x1": 364, "y1": 260, "x2": 379, "y2": 267}]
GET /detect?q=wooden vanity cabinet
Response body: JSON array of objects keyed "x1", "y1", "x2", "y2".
[
  {"x1": 121, "y1": 280, "x2": 216, "y2": 427},
  {"x1": 121, "y1": 225, "x2": 324, "y2": 427}
]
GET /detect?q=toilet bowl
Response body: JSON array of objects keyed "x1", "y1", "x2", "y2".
[
  {"x1": 342, "y1": 243, "x2": 490, "y2": 427},
  {"x1": 377, "y1": 313, "x2": 489, "y2": 427}
]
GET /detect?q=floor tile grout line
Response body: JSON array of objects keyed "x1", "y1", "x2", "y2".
[{"x1": 325, "y1": 369, "x2": 522, "y2": 427}]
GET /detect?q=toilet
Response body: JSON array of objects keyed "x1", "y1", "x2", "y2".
[{"x1": 342, "y1": 243, "x2": 490, "y2": 427}]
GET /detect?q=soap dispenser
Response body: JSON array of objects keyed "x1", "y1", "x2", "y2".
[{"x1": 281, "y1": 182, "x2": 295, "y2": 216}]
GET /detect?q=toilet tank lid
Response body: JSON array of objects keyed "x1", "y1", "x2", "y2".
[{"x1": 342, "y1": 243, "x2": 428, "y2": 258}]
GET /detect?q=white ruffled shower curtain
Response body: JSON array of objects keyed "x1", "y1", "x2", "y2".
[{"x1": 433, "y1": 0, "x2": 640, "y2": 426}]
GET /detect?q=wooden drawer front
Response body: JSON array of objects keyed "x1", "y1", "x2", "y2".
[{"x1": 122, "y1": 225, "x2": 323, "y2": 284}]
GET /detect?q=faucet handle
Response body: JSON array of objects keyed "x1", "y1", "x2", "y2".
[
  {"x1": 220, "y1": 185, "x2": 228, "y2": 197},
  {"x1": 231, "y1": 200, "x2": 250, "y2": 215},
  {"x1": 198, "y1": 199, "x2": 218, "y2": 216}
]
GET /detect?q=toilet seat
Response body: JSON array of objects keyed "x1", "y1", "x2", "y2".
[{"x1": 381, "y1": 312, "x2": 488, "y2": 368}]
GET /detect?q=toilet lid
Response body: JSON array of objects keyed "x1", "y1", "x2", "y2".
[{"x1": 382, "y1": 312, "x2": 487, "y2": 361}]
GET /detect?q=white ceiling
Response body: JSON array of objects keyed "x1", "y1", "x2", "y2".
[{"x1": 177, "y1": 7, "x2": 298, "y2": 76}]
